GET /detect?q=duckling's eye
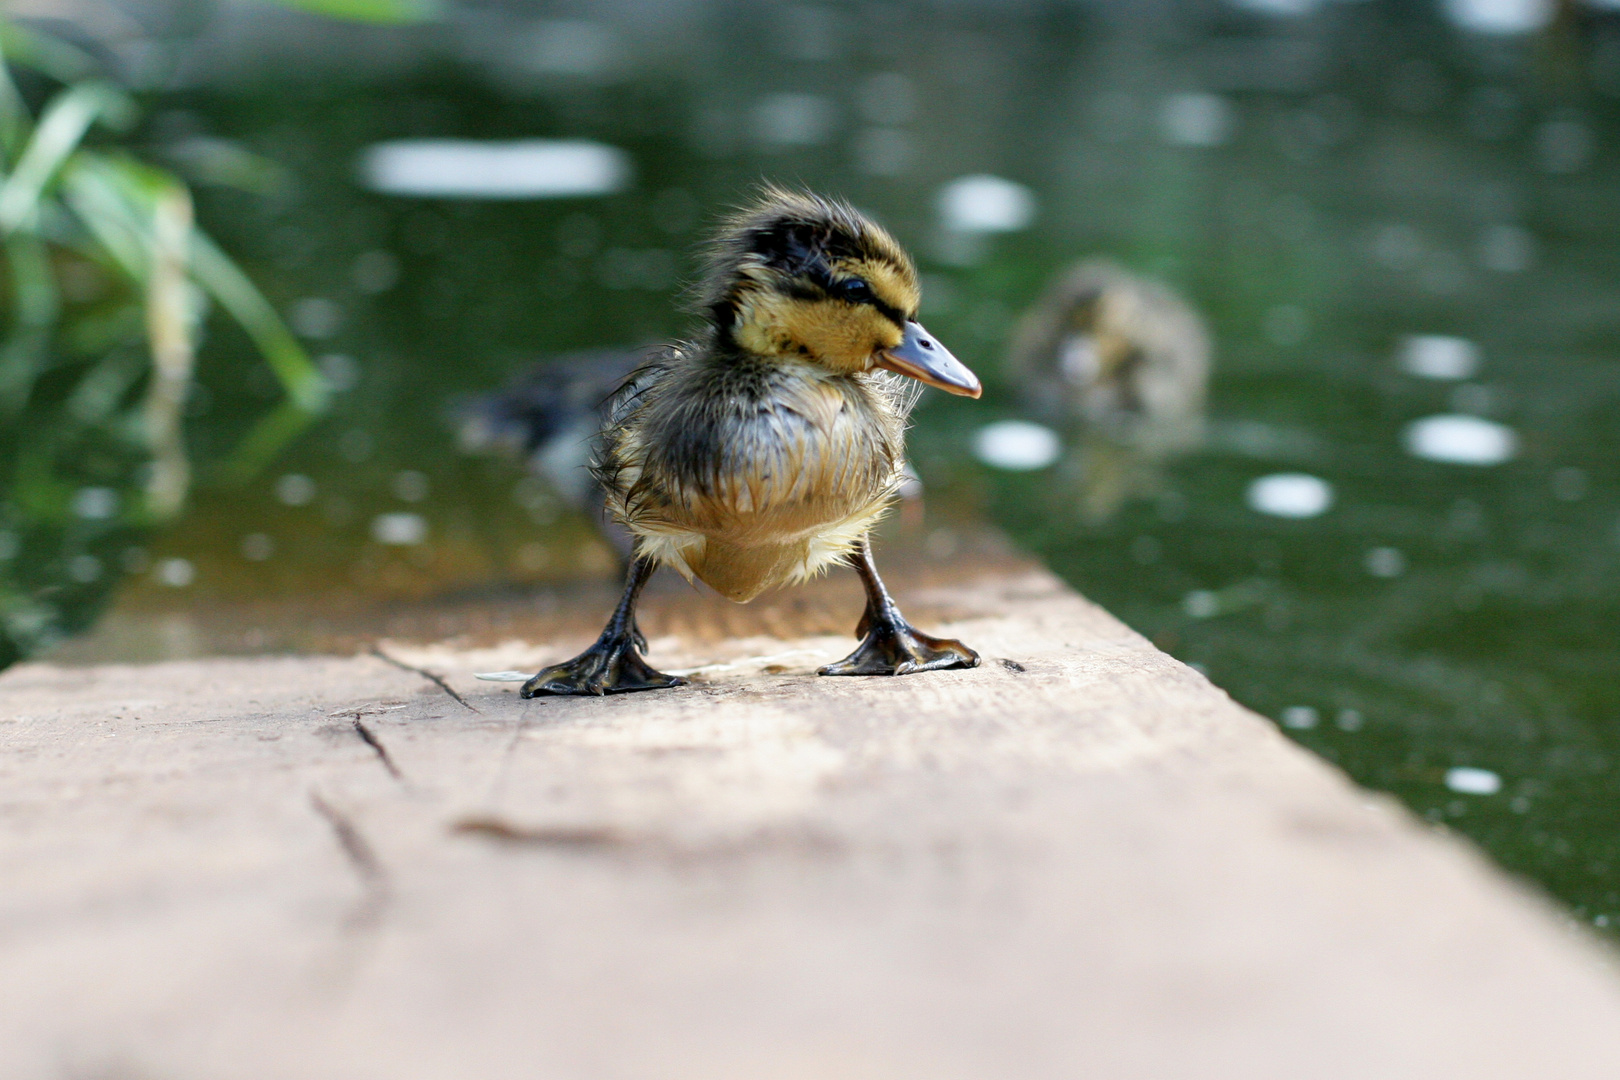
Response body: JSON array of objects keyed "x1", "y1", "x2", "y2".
[{"x1": 836, "y1": 278, "x2": 875, "y2": 304}]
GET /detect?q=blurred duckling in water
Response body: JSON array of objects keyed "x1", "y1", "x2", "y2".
[
  {"x1": 1006, "y1": 259, "x2": 1209, "y2": 452},
  {"x1": 522, "y1": 188, "x2": 983, "y2": 697},
  {"x1": 1004, "y1": 260, "x2": 1210, "y2": 522}
]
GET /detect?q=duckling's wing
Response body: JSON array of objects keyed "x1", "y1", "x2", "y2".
[
  {"x1": 599, "y1": 349, "x2": 678, "y2": 433},
  {"x1": 590, "y1": 344, "x2": 687, "y2": 501}
]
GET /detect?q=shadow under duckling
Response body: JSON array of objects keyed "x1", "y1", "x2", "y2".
[
  {"x1": 522, "y1": 187, "x2": 984, "y2": 697},
  {"x1": 1004, "y1": 260, "x2": 1211, "y2": 523}
]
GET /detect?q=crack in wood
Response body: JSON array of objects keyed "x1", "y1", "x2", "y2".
[
  {"x1": 310, "y1": 791, "x2": 386, "y2": 884},
  {"x1": 324, "y1": 703, "x2": 409, "y2": 782},
  {"x1": 351, "y1": 719, "x2": 403, "y2": 781},
  {"x1": 453, "y1": 817, "x2": 624, "y2": 849},
  {"x1": 449, "y1": 817, "x2": 848, "y2": 864},
  {"x1": 310, "y1": 790, "x2": 389, "y2": 928},
  {"x1": 370, "y1": 645, "x2": 479, "y2": 712}
]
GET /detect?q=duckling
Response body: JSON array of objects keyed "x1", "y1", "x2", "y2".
[
  {"x1": 522, "y1": 187, "x2": 982, "y2": 697},
  {"x1": 1005, "y1": 259, "x2": 1209, "y2": 453}
]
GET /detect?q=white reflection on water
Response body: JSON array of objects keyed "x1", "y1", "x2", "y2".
[
  {"x1": 1365, "y1": 547, "x2": 1407, "y2": 578},
  {"x1": 857, "y1": 73, "x2": 916, "y2": 125},
  {"x1": 1446, "y1": 766, "x2": 1503, "y2": 795},
  {"x1": 1537, "y1": 116, "x2": 1594, "y2": 174},
  {"x1": 275, "y1": 474, "x2": 317, "y2": 506},
  {"x1": 938, "y1": 175, "x2": 1035, "y2": 234},
  {"x1": 753, "y1": 94, "x2": 836, "y2": 147},
  {"x1": 1281, "y1": 706, "x2": 1320, "y2": 730},
  {"x1": 973, "y1": 421, "x2": 1061, "y2": 471},
  {"x1": 1227, "y1": 0, "x2": 1323, "y2": 15},
  {"x1": 1246, "y1": 473, "x2": 1334, "y2": 519},
  {"x1": 71, "y1": 487, "x2": 118, "y2": 521},
  {"x1": 392, "y1": 471, "x2": 430, "y2": 503},
  {"x1": 1478, "y1": 224, "x2": 1534, "y2": 273},
  {"x1": 318, "y1": 354, "x2": 360, "y2": 393},
  {"x1": 1399, "y1": 335, "x2": 1480, "y2": 380},
  {"x1": 1442, "y1": 0, "x2": 1553, "y2": 34},
  {"x1": 1159, "y1": 93, "x2": 1234, "y2": 148},
  {"x1": 372, "y1": 513, "x2": 428, "y2": 546},
  {"x1": 360, "y1": 140, "x2": 630, "y2": 199},
  {"x1": 508, "y1": 20, "x2": 620, "y2": 80},
  {"x1": 290, "y1": 297, "x2": 341, "y2": 339},
  {"x1": 1404, "y1": 414, "x2": 1517, "y2": 465}
]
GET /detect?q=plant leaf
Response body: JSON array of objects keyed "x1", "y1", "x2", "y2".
[
  {"x1": 0, "y1": 30, "x2": 27, "y2": 163},
  {"x1": 215, "y1": 399, "x2": 322, "y2": 484},
  {"x1": 0, "y1": 231, "x2": 59, "y2": 412},
  {"x1": 163, "y1": 136, "x2": 292, "y2": 197},
  {"x1": 0, "y1": 82, "x2": 135, "y2": 235},
  {"x1": 59, "y1": 153, "x2": 153, "y2": 279},
  {"x1": 258, "y1": 0, "x2": 444, "y2": 24},
  {"x1": 139, "y1": 184, "x2": 196, "y2": 519},
  {"x1": 188, "y1": 232, "x2": 329, "y2": 415},
  {"x1": 0, "y1": 23, "x2": 99, "y2": 84},
  {"x1": 64, "y1": 153, "x2": 328, "y2": 481}
]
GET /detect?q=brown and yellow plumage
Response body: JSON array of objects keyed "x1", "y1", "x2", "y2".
[
  {"x1": 596, "y1": 345, "x2": 912, "y2": 602},
  {"x1": 522, "y1": 187, "x2": 983, "y2": 697}
]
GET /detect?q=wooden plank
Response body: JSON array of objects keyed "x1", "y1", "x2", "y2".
[{"x1": 4, "y1": 542, "x2": 1620, "y2": 1079}]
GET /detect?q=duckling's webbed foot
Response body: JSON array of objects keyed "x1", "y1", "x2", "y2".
[
  {"x1": 520, "y1": 640, "x2": 683, "y2": 697},
  {"x1": 818, "y1": 539, "x2": 980, "y2": 678},
  {"x1": 818, "y1": 619, "x2": 979, "y2": 676},
  {"x1": 521, "y1": 557, "x2": 685, "y2": 698}
]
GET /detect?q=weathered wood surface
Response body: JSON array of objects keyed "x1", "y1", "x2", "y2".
[{"x1": 5, "y1": 545, "x2": 1620, "y2": 1079}]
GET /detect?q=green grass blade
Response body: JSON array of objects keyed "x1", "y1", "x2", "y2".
[
  {"x1": 0, "y1": 31, "x2": 27, "y2": 163},
  {"x1": 163, "y1": 136, "x2": 292, "y2": 197},
  {"x1": 59, "y1": 154, "x2": 152, "y2": 278},
  {"x1": 0, "y1": 83, "x2": 135, "y2": 235},
  {"x1": 188, "y1": 232, "x2": 329, "y2": 415},
  {"x1": 0, "y1": 231, "x2": 60, "y2": 412},
  {"x1": 138, "y1": 184, "x2": 196, "y2": 519},
  {"x1": 258, "y1": 0, "x2": 444, "y2": 24},
  {"x1": 66, "y1": 154, "x2": 328, "y2": 481},
  {"x1": 214, "y1": 399, "x2": 322, "y2": 484},
  {"x1": 0, "y1": 23, "x2": 99, "y2": 84}
]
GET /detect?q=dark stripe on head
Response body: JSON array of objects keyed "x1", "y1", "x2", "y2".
[{"x1": 699, "y1": 185, "x2": 919, "y2": 334}]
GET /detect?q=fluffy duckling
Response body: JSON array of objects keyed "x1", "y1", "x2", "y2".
[
  {"x1": 523, "y1": 188, "x2": 982, "y2": 697},
  {"x1": 1005, "y1": 259, "x2": 1209, "y2": 453}
]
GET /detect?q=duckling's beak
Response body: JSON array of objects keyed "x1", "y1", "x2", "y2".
[{"x1": 876, "y1": 321, "x2": 982, "y2": 398}]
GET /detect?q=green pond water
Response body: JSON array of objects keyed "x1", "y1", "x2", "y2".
[{"x1": 12, "y1": 1, "x2": 1620, "y2": 931}]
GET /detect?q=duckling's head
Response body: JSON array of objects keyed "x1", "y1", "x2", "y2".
[{"x1": 700, "y1": 186, "x2": 980, "y2": 398}]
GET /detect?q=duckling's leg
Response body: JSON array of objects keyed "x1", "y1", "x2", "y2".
[
  {"x1": 521, "y1": 556, "x2": 686, "y2": 697},
  {"x1": 818, "y1": 537, "x2": 980, "y2": 677}
]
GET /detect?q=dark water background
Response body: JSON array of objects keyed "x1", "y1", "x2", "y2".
[{"x1": 16, "y1": 0, "x2": 1620, "y2": 932}]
